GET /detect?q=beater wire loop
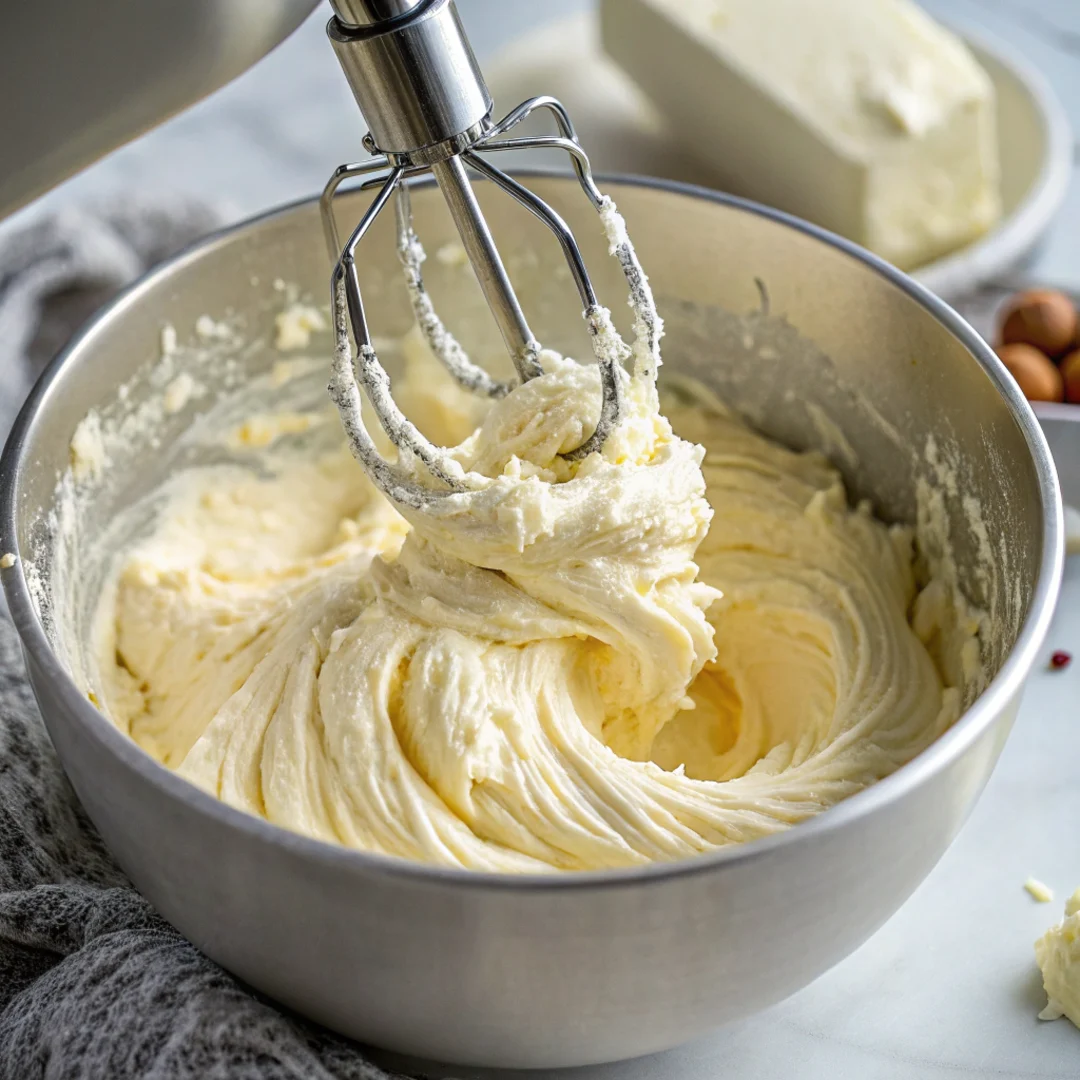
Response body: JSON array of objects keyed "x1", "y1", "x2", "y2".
[{"x1": 318, "y1": 95, "x2": 658, "y2": 508}]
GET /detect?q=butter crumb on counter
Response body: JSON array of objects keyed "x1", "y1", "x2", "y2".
[
  {"x1": 1026, "y1": 877, "x2": 1054, "y2": 903},
  {"x1": 274, "y1": 303, "x2": 327, "y2": 351},
  {"x1": 0, "y1": 553, "x2": 16, "y2": 569},
  {"x1": 1036, "y1": 888, "x2": 1080, "y2": 1027}
]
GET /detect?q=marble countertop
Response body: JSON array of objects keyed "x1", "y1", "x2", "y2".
[{"x1": 18, "y1": 2, "x2": 1080, "y2": 1077}]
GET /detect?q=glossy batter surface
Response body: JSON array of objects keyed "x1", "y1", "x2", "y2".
[{"x1": 96, "y1": 338, "x2": 961, "y2": 872}]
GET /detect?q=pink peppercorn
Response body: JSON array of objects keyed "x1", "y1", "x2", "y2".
[{"x1": 1050, "y1": 651, "x2": 1072, "y2": 671}]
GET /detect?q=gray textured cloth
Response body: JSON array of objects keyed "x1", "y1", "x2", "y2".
[{"x1": 0, "y1": 204, "x2": 412, "y2": 1080}]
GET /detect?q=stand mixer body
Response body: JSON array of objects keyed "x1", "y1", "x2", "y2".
[{"x1": 0, "y1": 0, "x2": 321, "y2": 221}]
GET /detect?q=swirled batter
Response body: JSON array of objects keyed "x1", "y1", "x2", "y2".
[{"x1": 95, "y1": 328, "x2": 962, "y2": 872}]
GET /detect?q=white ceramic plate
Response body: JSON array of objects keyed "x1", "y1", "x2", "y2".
[{"x1": 485, "y1": 13, "x2": 1073, "y2": 300}]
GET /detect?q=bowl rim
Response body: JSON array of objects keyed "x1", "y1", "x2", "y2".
[{"x1": 0, "y1": 172, "x2": 1064, "y2": 893}]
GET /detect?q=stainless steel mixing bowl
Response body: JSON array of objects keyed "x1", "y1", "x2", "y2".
[{"x1": 0, "y1": 176, "x2": 1063, "y2": 1069}]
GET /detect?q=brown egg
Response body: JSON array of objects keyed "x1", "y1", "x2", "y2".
[
  {"x1": 995, "y1": 343, "x2": 1064, "y2": 402},
  {"x1": 999, "y1": 289, "x2": 1077, "y2": 357},
  {"x1": 1060, "y1": 349, "x2": 1080, "y2": 404}
]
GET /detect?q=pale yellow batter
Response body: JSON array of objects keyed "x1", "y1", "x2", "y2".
[{"x1": 95, "y1": 326, "x2": 961, "y2": 872}]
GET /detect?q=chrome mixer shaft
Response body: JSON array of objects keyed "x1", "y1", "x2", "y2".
[{"x1": 320, "y1": 0, "x2": 658, "y2": 509}]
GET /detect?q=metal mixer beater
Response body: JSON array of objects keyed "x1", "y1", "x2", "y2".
[{"x1": 320, "y1": 0, "x2": 660, "y2": 509}]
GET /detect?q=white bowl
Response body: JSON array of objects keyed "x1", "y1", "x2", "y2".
[{"x1": 485, "y1": 12, "x2": 1073, "y2": 300}]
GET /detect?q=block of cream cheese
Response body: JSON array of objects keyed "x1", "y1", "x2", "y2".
[{"x1": 599, "y1": 0, "x2": 1002, "y2": 270}]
